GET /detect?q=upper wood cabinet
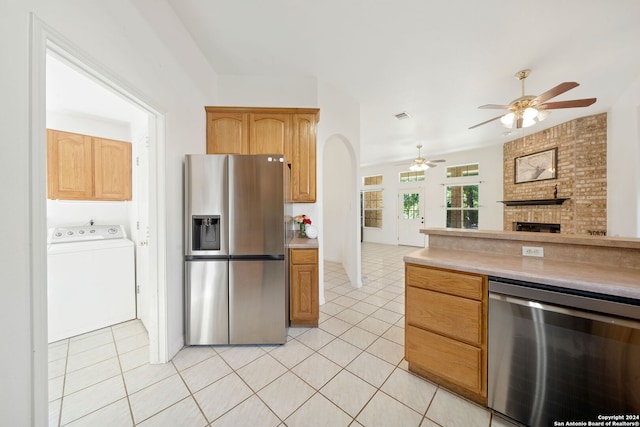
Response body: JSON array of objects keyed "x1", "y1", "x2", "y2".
[
  {"x1": 47, "y1": 129, "x2": 132, "y2": 201},
  {"x1": 205, "y1": 107, "x2": 319, "y2": 203},
  {"x1": 47, "y1": 130, "x2": 93, "y2": 200},
  {"x1": 291, "y1": 113, "x2": 317, "y2": 203},
  {"x1": 249, "y1": 113, "x2": 292, "y2": 160},
  {"x1": 93, "y1": 137, "x2": 132, "y2": 200},
  {"x1": 206, "y1": 110, "x2": 249, "y2": 154}
]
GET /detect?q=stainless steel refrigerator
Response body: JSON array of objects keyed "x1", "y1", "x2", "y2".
[{"x1": 184, "y1": 154, "x2": 291, "y2": 345}]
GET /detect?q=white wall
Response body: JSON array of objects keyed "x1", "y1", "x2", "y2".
[
  {"x1": 217, "y1": 75, "x2": 319, "y2": 108},
  {"x1": 323, "y1": 137, "x2": 352, "y2": 262},
  {"x1": 360, "y1": 144, "x2": 504, "y2": 245},
  {"x1": 215, "y1": 75, "x2": 364, "y2": 296},
  {"x1": 215, "y1": 74, "x2": 322, "y2": 252},
  {"x1": 608, "y1": 73, "x2": 640, "y2": 237},
  {"x1": 317, "y1": 81, "x2": 362, "y2": 288},
  {"x1": 0, "y1": 1, "x2": 218, "y2": 424}
]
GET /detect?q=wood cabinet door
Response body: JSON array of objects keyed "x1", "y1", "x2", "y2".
[
  {"x1": 93, "y1": 138, "x2": 132, "y2": 200},
  {"x1": 47, "y1": 129, "x2": 93, "y2": 200},
  {"x1": 405, "y1": 264, "x2": 484, "y2": 300},
  {"x1": 206, "y1": 111, "x2": 249, "y2": 154},
  {"x1": 406, "y1": 324, "x2": 484, "y2": 396},
  {"x1": 249, "y1": 113, "x2": 291, "y2": 158},
  {"x1": 291, "y1": 114, "x2": 317, "y2": 202},
  {"x1": 406, "y1": 286, "x2": 482, "y2": 345},
  {"x1": 290, "y1": 249, "x2": 319, "y2": 326}
]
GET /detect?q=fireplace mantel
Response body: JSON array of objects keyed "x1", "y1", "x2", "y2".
[{"x1": 499, "y1": 198, "x2": 570, "y2": 206}]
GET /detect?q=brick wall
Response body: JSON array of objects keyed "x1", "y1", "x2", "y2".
[{"x1": 503, "y1": 113, "x2": 607, "y2": 234}]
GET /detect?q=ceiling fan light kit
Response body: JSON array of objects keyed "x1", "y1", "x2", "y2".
[
  {"x1": 409, "y1": 144, "x2": 445, "y2": 171},
  {"x1": 469, "y1": 69, "x2": 596, "y2": 130}
]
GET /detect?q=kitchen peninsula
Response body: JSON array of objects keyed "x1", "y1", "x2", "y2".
[
  {"x1": 406, "y1": 228, "x2": 640, "y2": 298},
  {"x1": 404, "y1": 227, "x2": 640, "y2": 423}
]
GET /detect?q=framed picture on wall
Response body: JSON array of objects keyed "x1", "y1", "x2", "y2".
[{"x1": 514, "y1": 148, "x2": 557, "y2": 184}]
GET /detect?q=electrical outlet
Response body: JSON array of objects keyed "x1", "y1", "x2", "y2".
[{"x1": 522, "y1": 246, "x2": 544, "y2": 257}]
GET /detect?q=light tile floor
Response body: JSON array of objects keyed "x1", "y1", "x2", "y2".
[{"x1": 48, "y1": 243, "x2": 520, "y2": 426}]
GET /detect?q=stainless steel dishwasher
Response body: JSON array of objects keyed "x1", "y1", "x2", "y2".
[{"x1": 488, "y1": 277, "x2": 640, "y2": 427}]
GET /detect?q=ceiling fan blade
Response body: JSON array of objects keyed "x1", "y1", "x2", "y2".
[
  {"x1": 478, "y1": 104, "x2": 510, "y2": 110},
  {"x1": 427, "y1": 159, "x2": 446, "y2": 163},
  {"x1": 540, "y1": 98, "x2": 597, "y2": 109},
  {"x1": 468, "y1": 114, "x2": 504, "y2": 129},
  {"x1": 534, "y1": 82, "x2": 579, "y2": 104}
]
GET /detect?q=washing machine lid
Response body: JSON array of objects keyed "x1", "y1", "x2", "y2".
[{"x1": 48, "y1": 224, "x2": 127, "y2": 244}]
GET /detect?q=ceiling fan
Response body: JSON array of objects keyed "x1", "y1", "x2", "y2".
[
  {"x1": 409, "y1": 144, "x2": 445, "y2": 171},
  {"x1": 469, "y1": 69, "x2": 597, "y2": 130}
]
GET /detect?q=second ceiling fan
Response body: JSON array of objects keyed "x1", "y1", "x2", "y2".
[
  {"x1": 409, "y1": 144, "x2": 445, "y2": 171},
  {"x1": 469, "y1": 69, "x2": 596, "y2": 130}
]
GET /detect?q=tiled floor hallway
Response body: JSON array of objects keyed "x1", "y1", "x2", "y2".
[{"x1": 48, "y1": 243, "x2": 518, "y2": 426}]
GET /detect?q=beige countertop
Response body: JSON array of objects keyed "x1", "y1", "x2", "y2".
[
  {"x1": 289, "y1": 236, "x2": 319, "y2": 249},
  {"x1": 405, "y1": 247, "x2": 640, "y2": 300}
]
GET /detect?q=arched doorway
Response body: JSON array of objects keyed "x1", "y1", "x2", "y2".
[{"x1": 322, "y1": 134, "x2": 361, "y2": 288}]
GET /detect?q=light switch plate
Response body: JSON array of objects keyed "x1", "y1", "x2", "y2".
[{"x1": 522, "y1": 246, "x2": 544, "y2": 257}]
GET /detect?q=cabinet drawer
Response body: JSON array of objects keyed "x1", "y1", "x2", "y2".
[
  {"x1": 406, "y1": 286, "x2": 482, "y2": 345},
  {"x1": 290, "y1": 248, "x2": 317, "y2": 264},
  {"x1": 406, "y1": 264, "x2": 484, "y2": 300},
  {"x1": 406, "y1": 324, "x2": 482, "y2": 393}
]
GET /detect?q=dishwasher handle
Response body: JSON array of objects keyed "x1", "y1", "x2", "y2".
[{"x1": 489, "y1": 292, "x2": 640, "y2": 330}]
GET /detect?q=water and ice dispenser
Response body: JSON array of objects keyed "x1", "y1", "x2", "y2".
[{"x1": 191, "y1": 215, "x2": 220, "y2": 251}]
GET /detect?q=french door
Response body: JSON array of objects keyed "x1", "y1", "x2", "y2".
[{"x1": 397, "y1": 188, "x2": 425, "y2": 247}]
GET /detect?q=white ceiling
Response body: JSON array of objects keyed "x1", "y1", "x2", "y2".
[
  {"x1": 46, "y1": 1, "x2": 640, "y2": 167},
  {"x1": 46, "y1": 53, "x2": 148, "y2": 129},
  {"x1": 167, "y1": 0, "x2": 640, "y2": 166}
]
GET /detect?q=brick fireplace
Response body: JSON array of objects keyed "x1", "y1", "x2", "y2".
[{"x1": 502, "y1": 113, "x2": 607, "y2": 235}]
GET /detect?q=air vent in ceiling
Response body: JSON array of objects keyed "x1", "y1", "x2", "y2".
[{"x1": 394, "y1": 111, "x2": 411, "y2": 120}]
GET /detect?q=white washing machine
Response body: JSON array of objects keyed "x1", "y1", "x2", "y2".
[{"x1": 47, "y1": 224, "x2": 136, "y2": 343}]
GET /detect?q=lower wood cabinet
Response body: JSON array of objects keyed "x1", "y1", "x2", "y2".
[
  {"x1": 289, "y1": 248, "x2": 319, "y2": 327},
  {"x1": 404, "y1": 263, "x2": 488, "y2": 405}
]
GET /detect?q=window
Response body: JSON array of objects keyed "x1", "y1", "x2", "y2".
[
  {"x1": 363, "y1": 175, "x2": 383, "y2": 185},
  {"x1": 446, "y1": 184, "x2": 479, "y2": 229},
  {"x1": 399, "y1": 170, "x2": 425, "y2": 183},
  {"x1": 447, "y1": 163, "x2": 479, "y2": 178},
  {"x1": 362, "y1": 190, "x2": 383, "y2": 228}
]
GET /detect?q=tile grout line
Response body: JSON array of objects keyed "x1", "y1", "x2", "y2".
[
  {"x1": 112, "y1": 325, "x2": 136, "y2": 427},
  {"x1": 56, "y1": 338, "x2": 70, "y2": 427}
]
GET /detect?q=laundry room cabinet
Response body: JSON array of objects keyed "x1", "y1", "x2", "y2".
[
  {"x1": 47, "y1": 129, "x2": 132, "y2": 201},
  {"x1": 205, "y1": 106, "x2": 319, "y2": 202}
]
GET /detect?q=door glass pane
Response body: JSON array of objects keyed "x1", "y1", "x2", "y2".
[{"x1": 403, "y1": 193, "x2": 420, "y2": 219}]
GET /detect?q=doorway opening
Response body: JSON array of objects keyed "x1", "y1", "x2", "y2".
[
  {"x1": 43, "y1": 41, "x2": 166, "y2": 356},
  {"x1": 322, "y1": 134, "x2": 362, "y2": 289},
  {"x1": 30, "y1": 21, "x2": 168, "y2": 422}
]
